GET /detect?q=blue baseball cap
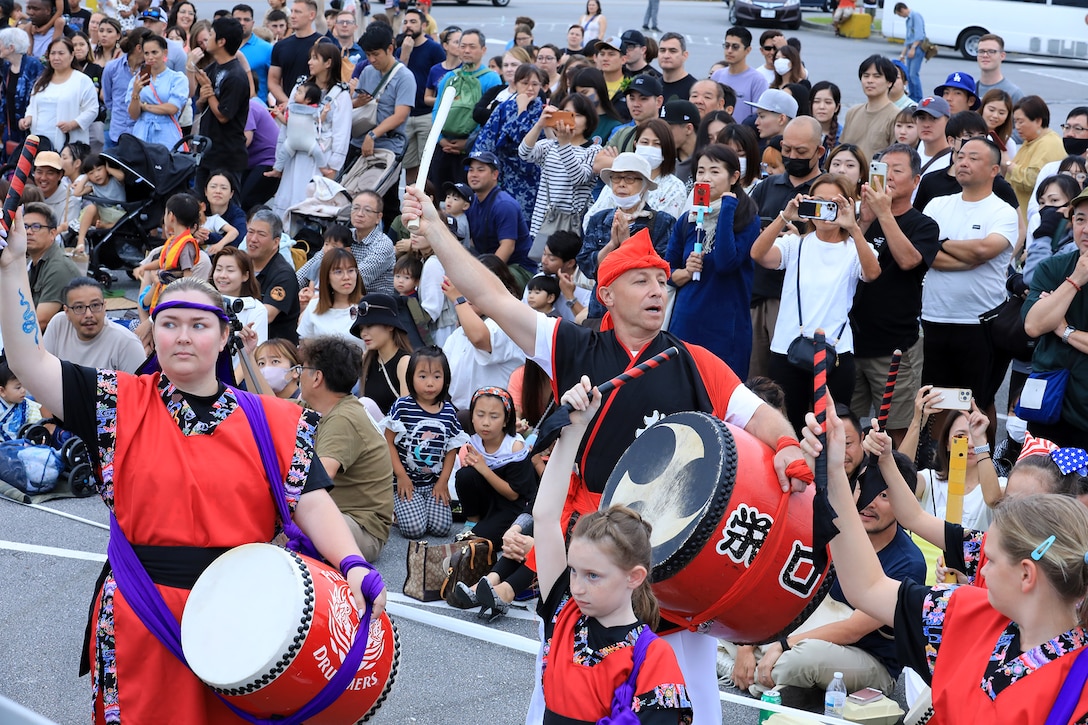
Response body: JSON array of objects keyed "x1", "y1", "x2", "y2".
[
  {"x1": 934, "y1": 71, "x2": 979, "y2": 109},
  {"x1": 464, "y1": 150, "x2": 499, "y2": 168}
]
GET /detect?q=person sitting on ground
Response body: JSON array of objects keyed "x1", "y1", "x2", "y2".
[
  {"x1": 296, "y1": 247, "x2": 365, "y2": 346},
  {"x1": 252, "y1": 338, "x2": 302, "y2": 401},
  {"x1": 0, "y1": 361, "x2": 43, "y2": 441},
  {"x1": 136, "y1": 192, "x2": 203, "y2": 319},
  {"x1": 42, "y1": 277, "x2": 145, "y2": 372},
  {"x1": 351, "y1": 293, "x2": 412, "y2": 416},
  {"x1": 300, "y1": 334, "x2": 395, "y2": 562}
]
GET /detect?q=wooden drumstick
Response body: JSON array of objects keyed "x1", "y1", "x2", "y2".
[{"x1": 406, "y1": 86, "x2": 456, "y2": 232}]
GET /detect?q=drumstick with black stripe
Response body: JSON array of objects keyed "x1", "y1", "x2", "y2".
[
  {"x1": 876, "y1": 349, "x2": 902, "y2": 431},
  {"x1": 530, "y1": 347, "x2": 680, "y2": 455},
  {"x1": 0, "y1": 135, "x2": 39, "y2": 259},
  {"x1": 813, "y1": 329, "x2": 828, "y2": 468}
]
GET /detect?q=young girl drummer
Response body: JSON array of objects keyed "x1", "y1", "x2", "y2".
[
  {"x1": 534, "y1": 376, "x2": 693, "y2": 724},
  {"x1": 802, "y1": 396, "x2": 1088, "y2": 724}
]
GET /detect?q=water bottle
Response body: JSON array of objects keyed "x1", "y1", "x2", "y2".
[{"x1": 824, "y1": 672, "x2": 847, "y2": 717}]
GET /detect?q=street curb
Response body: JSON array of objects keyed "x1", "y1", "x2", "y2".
[{"x1": 800, "y1": 18, "x2": 833, "y2": 33}]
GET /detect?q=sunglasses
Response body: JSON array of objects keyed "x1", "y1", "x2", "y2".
[{"x1": 348, "y1": 301, "x2": 394, "y2": 320}]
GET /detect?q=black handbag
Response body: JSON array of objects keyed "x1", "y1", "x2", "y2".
[
  {"x1": 785, "y1": 236, "x2": 844, "y2": 371},
  {"x1": 979, "y1": 295, "x2": 1035, "y2": 361}
]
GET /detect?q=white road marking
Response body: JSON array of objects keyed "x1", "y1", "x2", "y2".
[
  {"x1": 3, "y1": 498, "x2": 110, "y2": 530},
  {"x1": 0, "y1": 540, "x2": 106, "y2": 562},
  {"x1": 1022, "y1": 68, "x2": 1088, "y2": 88}
]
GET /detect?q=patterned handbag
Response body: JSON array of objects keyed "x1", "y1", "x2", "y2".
[
  {"x1": 441, "y1": 537, "x2": 495, "y2": 605},
  {"x1": 403, "y1": 540, "x2": 459, "y2": 602}
]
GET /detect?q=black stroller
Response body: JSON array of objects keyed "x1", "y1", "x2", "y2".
[{"x1": 83, "y1": 133, "x2": 209, "y2": 288}]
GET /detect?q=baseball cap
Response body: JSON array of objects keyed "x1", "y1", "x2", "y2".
[
  {"x1": 745, "y1": 88, "x2": 798, "y2": 118},
  {"x1": 934, "y1": 71, "x2": 980, "y2": 108},
  {"x1": 620, "y1": 29, "x2": 647, "y2": 49},
  {"x1": 442, "y1": 181, "x2": 472, "y2": 202},
  {"x1": 139, "y1": 7, "x2": 167, "y2": 22},
  {"x1": 626, "y1": 74, "x2": 663, "y2": 98},
  {"x1": 596, "y1": 36, "x2": 624, "y2": 54},
  {"x1": 34, "y1": 151, "x2": 62, "y2": 170},
  {"x1": 1070, "y1": 186, "x2": 1088, "y2": 212},
  {"x1": 661, "y1": 100, "x2": 701, "y2": 127},
  {"x1": 464, "y1": 150, "x2": 499, "y2": 169},
  {"x1": 912, "y1": 96, "x2": 951, "y2": 119}
]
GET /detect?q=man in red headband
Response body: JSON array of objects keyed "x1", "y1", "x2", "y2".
[{"x1": 403, "y1": 187, "x2": 809, "y2": 724}]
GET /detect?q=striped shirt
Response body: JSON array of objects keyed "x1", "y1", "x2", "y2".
[
  {"x1": 518, "y1": 139, "x2": 601, "y2": 238},
  {"x1": 295, "y1": 226, "x2": 396, "y2": 295}
]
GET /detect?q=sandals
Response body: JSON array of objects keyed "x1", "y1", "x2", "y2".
[{"x1": 476, "y1": 576, "x2": 510, "y2": 623}]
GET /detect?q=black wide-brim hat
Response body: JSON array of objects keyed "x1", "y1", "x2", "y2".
[{"x1": 350, "y1": 293, "x2": 407, "y2": 337}]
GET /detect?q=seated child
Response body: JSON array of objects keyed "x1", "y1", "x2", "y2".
[
  {"x1": 441, "y1": 181, "x2": 473, "y2": 253},
  {"x1": 394, "y1": 253, "x2": 434, "y2": 346},
  {"x1": 136, "y1": 193, "x2": 203, "y2": 318},
  {"x1": 266, "y1": 81, "x2": 328, "y2": 180},
  {"x1": 0, "y1": 362, "x2": 43, "y2": 442},
  {"x1": 199, "y1": 200, "x2": 240, "y2": 257},
  {"x1": 524, "y1": 274, "x2": 560, "y2": 317},
  {"x1": 528, "y1": 230, "x2": 591, "y2": 323},
  {"x1": 73, "y1": 154, "x2": 127, "y2": 255}
]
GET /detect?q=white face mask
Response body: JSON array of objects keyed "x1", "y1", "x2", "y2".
[
  {"x1": 612, "y1": 191, "x2": 643, "y2": 209},
  {"x1": 774, "y1": 58, "x2": 792, "y2": 75},
  {"x1": 634, "y1": 145, "x2": 663, "y2": 170},
  {"x1": 738, "y1": 157, "x2": 747, "y2": 177},
  {"x1": 260, "y1": 365, "x2": 291, "y2": 393},
  {"x1": 1004, "y1": 413, "x2": 1028, "y2": 444}
]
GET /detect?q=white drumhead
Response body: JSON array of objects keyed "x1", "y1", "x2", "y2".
[{"x1": 181, "y1": 543, "x2": 307, "y2": 689}]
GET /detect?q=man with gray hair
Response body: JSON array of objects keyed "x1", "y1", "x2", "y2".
[
  {"x1": 851, "y1": 143, "x2": 941, "y2": 442},
  {"x1": 245, "y1": 207, "x2": 300, "y2": 342}
]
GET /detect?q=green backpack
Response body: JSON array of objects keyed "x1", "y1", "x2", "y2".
[{"x1": 443, "y1": 68, "x2": 486, "y2": 138}]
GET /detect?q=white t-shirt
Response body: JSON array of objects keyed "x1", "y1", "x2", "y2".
[
  {"x1": 296, "y1": 299, "x2": 365, "y2": 348},
  {"x1": 917, "y1": 468, "x2": 1004, "y2": 532},
  {"x1": 921, "y1": 193, "x2": 1018, "y2": 324},
  {"x1": 42, "y1": 315, "x2": 146, "y2": 372},
  {"x1": 419, "y1": 255, "x2": 458, "y2": 347},
  {"x1": 769, "y1": 232, "x2": 874, "y2": 355},
  {"x1": 443, "y1": 317, "x2": 526, "y2": 411}
]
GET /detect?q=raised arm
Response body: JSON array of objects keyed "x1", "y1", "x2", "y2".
[
  {"x1": 402, "y1": 186, "x2": 540, "y2": 353},
  {"x1": 800, "y1": 400, "x2": 900, "y2": 628},
  {"x1": 533, "y1": 377, "x2": 600, "y2": 602},
  {"x1": 0, "y1": 207, "x2": 65, "y2": 419}
]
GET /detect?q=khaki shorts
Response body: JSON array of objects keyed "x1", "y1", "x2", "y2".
[
  {"x1": 402, "y1": 113, "x2": 433, "y2": 169},
  {"x1": 342, "y1": 513, "x2": 386, "y2": 563},
  {"x1": 850, "y1": 335, "x2": 924, "y2": 430}
]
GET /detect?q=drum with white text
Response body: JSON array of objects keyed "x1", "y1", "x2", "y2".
[
  {"x1": 181, "y1": 543, "x2": 397, "y2": 724},
  {"x1": 600, "y1": 411, "x2": 833, "y2": 644}
]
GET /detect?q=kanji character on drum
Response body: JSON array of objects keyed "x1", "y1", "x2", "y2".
[
  {"x1": 401, "y1": 185, "x2": 812, "y2": 725},
  {"x1": 0, "y1": 207, "x2": 387, "y2": 725},
  {"x1": 802, "y1": 399, "x2": 1088, "y2": 724},
  {"x1": 533, "y1": 376, "x2": 692, "y2": 724}
]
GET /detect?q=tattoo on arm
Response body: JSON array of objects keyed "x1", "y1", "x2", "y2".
[{"x1": 18, "y1": 288, "x2": 38, "y2": 343}]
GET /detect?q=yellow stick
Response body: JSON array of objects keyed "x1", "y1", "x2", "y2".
[{"x1": 945, "y1": 434, "x2": 968, "y2": 583}]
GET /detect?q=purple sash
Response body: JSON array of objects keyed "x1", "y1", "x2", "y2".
[
  {"x1": 105, "y1": 388, "x2": 376, "y2": 725},
  {"x1": 596, "y1": 627, "x2": 657, "y2": 725},
  {"x1": 1045, "y1": 644, "x2": 1088, "y2": 725}
]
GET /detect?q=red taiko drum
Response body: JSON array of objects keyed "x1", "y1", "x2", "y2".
[
  {"x1": 180, "y1": 543, "x2": 398, "y2": 724},
  {"x1": 600, "y1": 411, "x2": 832, "y2": 644}
]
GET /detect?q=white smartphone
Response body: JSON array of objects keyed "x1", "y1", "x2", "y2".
[
  {"x1": 869, "y1": 161, "x2": 887, "y2": 192},
  {"x1": 931, "y1": 387, "x2": 972, "y2": 411}
]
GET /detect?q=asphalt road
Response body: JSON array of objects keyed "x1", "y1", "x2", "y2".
[{"x1": 2, "y1": 0, "x2": 1083, "y2": 722}]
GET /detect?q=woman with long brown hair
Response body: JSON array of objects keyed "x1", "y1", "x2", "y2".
[
  {"x1": 297, "y1": 247, "x2": 365, "y2": 345},
  {"x1": 22, "y1": 38, "x2": 98, "y2": 150},
  {"x1": 352, "y1": 293, "x2": 412, "y2": 415}
]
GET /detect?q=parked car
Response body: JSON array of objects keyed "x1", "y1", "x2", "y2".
[{"x1": 728, "y1": 0, "x2": 803, "y2": 29}]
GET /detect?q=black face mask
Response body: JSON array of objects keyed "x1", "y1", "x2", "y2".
[
  {"x1": 784, "y1": 152, "x2": 817, "y2": 178},
  {"x1": 1064, "y1": 136, "x2": 1088, "y2": 156}
]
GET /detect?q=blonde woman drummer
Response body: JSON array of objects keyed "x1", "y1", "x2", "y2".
[{"x1": 0, "y1": 207, "x2": 386, "y2": 725}]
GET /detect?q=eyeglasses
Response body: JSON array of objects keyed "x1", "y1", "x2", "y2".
[
  {"x1": 23, "y1": 222, "x2": 52, "y2": 232},
  {"x1": 610, "y1": 173, "x2": 645, "y2": 184},
  {"x1": 351, "y1": 205, "x2": 380, "y2": 214},
  {"x1": 335, "y1": 19, "x2": 355, "y2": 25},
  {"x1": 66, "y1": 301, "x2": 105, "y2": 315},
  {"x1": 722, "y1": 42, "x2": 744, "y2": 51},
  {"x1": 288, "y1": 365, "x2": 316, "y2": 377},
  {"x1": 1062, "y1": 123, "x2": 1088, "y2": 134},
  {"x1": 330, "y1": 267, "x2": 358, "y2": 277},
  {"x1": 976, "y1": 49, "x2": 1001, "y2": 56}
]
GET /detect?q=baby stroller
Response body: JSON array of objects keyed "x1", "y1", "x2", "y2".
[
  {"x1": 2, "y1": 421, "x2": 95, "y2": 498},
  {"x1": 83, "y1": 133, "x2": 209, "y2": 289}
]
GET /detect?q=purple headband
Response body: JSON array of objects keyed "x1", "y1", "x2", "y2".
[{"x1": 150, "y1": 299, "x2": 232, "y2": 324}]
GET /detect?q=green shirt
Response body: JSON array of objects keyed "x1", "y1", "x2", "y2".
[
  {"x1": 316, "y1": 396, "x2": 395, "y2": 542},
  {"x1": 29, "y1": 243, "x2": 80, "y2": 308},
  {"x1": 1024, "y1": 250, "x2": 1088, "y2": 430}
]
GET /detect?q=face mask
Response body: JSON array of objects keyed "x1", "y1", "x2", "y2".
[
  {"x1": 783, "y1": 154, "x2": 815, "y2": 178},
  {"x1": 773, "y1": 58, "x2": 792, "y2": 75},
  {"x1": 612, "y1": 191, "x2": 642, "y2": 209},
  {"x1": 634, "y1": 145, "x2": 663, "y2": 170},
  {"x1": 1004, "y1": 413, "x2": 1027, "y2": 444},
  {"x1": 1064, "y1": 136, "x2": 1088, "y2": 156},
  {"x1": 260, "y1": 365, "x2": 290, "y2": 393},
  {"x1": 738, "y1": 157, "x2": 747, "y2": 177}
]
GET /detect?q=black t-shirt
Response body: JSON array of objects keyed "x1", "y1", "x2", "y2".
[
  {"x1": 256, "y1": 254, "x2": 301, "y2": 343},
  {"x1": 661, "y1": 73, "x2": 696, "y2": 104},
  {"x1": 66, "y1": 8, "x2": 92, "y2": 34},
  {"x1": 749, "y1": 172, "x2": 816, "y2": 302},
  {"x1": 851, "y1": 207, "x2": 941, "y2": 358},
  {"x1": 270, "y1": 32, "x2": 322, "y2": 100},
  {"x1": 58, "y1": 361, "x2": 332, "y2": 493},
  {"x1": 199, "y1": 58, "x2": 250, "y2": 172},
  {"x1": 913, "y1": 169, "x2": 1019, "y2": 213}
]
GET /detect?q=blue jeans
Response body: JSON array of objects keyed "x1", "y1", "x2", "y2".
[
  {"x1": 643, "y1": 0, "x2": 659, "y2": 27},
  {"x1": 906, "y1": 49, "x2": 924, "y2": 101}
]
